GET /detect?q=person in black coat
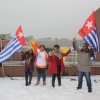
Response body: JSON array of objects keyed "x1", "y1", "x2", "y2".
[{"x1": 24, "y1": 49, "x2": 35, "y2": 86}]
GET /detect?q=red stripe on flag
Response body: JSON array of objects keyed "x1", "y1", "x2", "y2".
[{"x1": 78, "y1": 28, "x2": 85, "y2": 38}]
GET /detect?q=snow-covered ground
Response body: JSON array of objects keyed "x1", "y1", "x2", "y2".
[{"x1": 0, "y1": 76, "x2": 100, "y2": 100}]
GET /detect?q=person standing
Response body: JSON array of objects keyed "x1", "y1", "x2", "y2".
[
  {"x1": 35, "y1": 45, "x2": 48, "y2": 86},
  {"x1": 24, "y1": 49, "x2": 35, "y2": 86},
  {"x1": 73, "y1": 37, "x2": 94, "y2": 92},
  {"x1": 48, "y1": 45, "x2": 71, "y2": 88}
]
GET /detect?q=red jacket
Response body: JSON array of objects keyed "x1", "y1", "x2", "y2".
[{"x1": 48, "y1": 50, "x2": 71, "y2": 74}]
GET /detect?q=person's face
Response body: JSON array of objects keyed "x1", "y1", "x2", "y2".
[
  {"x1": 29, "y1": 49, "x2": 33, "y2": 55},
  {"x1": 90, "y1": 46, "x2": 92, "y2": 49},
  {"x1": 83, "y1": 43, "x2": 87, "y2": 49},
  {"x1": 40, "y1": 46, "x2": 45, "y2": 51},
  {"x1": 53, "y1": 47, "x2": 59, "y2": 53},
  {"x1": 25, "y1": 54, "x2": 28, "y2": 57}
]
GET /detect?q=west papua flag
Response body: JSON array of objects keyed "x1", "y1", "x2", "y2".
[
  {"x1": 0, "y1": 25, "x2": 26, "y2": 63},
  {"x1": 78, "y1": 11, "x2": 99, "y2": 60}
]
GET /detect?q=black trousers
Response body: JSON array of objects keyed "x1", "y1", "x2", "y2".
[
  {"x1": 52, "y1": 65, "x2": 61, "y2": 86},
  {"x1": 25, "y1": 71, "x2": 33, "y2": 85},
  {"x1": 37, "y1": 68, "x2": 46, "y2": 82}
]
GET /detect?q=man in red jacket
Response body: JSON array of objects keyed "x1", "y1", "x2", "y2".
[{"x1": 48, "y1": 45, "x2": 71, "y2": 88}]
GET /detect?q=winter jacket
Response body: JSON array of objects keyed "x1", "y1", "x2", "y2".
[
  {"x1": 48, "y1": 49, "x2": 71, "y2": 74},
  {"x1": 73, "y1": 41, "x2": 94, "y2": 72},
  {"x1": 25, "y1": 54, "x2": 35, "y2": 72}
]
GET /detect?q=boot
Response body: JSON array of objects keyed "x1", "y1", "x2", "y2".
[
  {"x1": 36, "y1": 80, "x2": 40, "y2": 86},
  {"x1": 29, "y1": 72, "x2": 32, "y2": 85},
  {"x1": 43, "y1": 81, "x2": 46, "y2": 86},
  {"x1": 52, "y1": 81, "x2": 55, "y2": 88},
  {"x1": 88, "y1": 88, "x2": 92, "y2": 93},
  {"x1": 77, "y1": 87, "x2": 82, "y2": 90},
  {"x1": 29, "y1": 81, "x2": 31, "y2": 85},
  {"x1": 25, "y1": 82, "x2": 29, "y2": 86},
  {"x1": 29, "y1": 77, "x2": 32, "y2": 85},
  {"x1": 25, "y1": 77, "x2": 29, "y2": 86},
  {"x1": 58, "y1": 80, "x2": 61, "y2": 86}
]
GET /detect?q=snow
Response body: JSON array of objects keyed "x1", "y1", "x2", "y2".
[{"x1": 0, "y1": 76, "x2": 100, "y2": 100}]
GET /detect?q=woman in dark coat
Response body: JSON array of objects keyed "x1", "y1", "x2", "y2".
[{"x1": 24, "y1": 49, "x2": 35, "y2": 86}]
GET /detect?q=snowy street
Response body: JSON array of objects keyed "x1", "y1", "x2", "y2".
[{"x1": 0, "y1": 76, "x2": 100, "y2": 100}]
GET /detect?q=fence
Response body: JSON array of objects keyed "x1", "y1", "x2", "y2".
[{"x1": 0, "y1": 61, "x2": 100, "y2": 77}]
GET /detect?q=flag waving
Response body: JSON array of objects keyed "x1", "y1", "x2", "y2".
[
  {"x1": 0, "y1": 25, "x2": 26, "y2": 63},
  {"x1": 78, "y1": 11, "x2": 99, "y2": 59},
  {"x1": 30, "y1": 40, "x2": 39, "y2": 55}
]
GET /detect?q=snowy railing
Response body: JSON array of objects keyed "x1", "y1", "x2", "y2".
[
  {"x1": 2, "y1": 61, "x2": 25, "y2": 66},
  {"x1": 64, "y1": 61, "x2": 100, "y2": 67},
  {"x1": 2, "y1": 61, "x2": 100, "y2": 67}
]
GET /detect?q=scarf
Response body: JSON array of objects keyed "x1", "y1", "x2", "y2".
[
  {"x1": 81, "y1": 47, "x2": 90, "y2": 53},
  {"x1": 54, "y1": 52, "x2": 62, "y2": 59}
]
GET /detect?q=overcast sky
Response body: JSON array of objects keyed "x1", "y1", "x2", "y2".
[{"x1": 0, "y1": 0, "x2": 100, "y2": 39}]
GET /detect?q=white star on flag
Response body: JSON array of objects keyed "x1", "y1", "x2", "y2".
[
  {"x1": 18, "y1": 32, "x2": 23, "y2": 38},
  {"x1": 85, "y1": 21, "x2": 93, "y2": 30}
]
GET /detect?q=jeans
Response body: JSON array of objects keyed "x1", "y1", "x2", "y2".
[
  {"x1": 78, "y1": 71, "x2": 92, "y2": 89},
  {"x1": 52, "y1": 65, "x2": 61, "y2": 86},
  {"x1": 37, "y1": 68, "x2": 46, "y2": 82}
]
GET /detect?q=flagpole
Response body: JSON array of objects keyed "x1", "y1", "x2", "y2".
[
  {"x1": 0, "y1": 39, "x2": 5, "y2": 76},
  {"x1": 2, "y1": 62, "x2": 5, "y2": 76}
]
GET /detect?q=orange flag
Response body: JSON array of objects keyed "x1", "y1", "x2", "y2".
[{"x1": 30, "y1": 40, "x2": 39, "y2": 55}]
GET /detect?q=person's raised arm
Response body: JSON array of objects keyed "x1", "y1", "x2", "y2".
[
  {"x1": 48, "y1": 51, "x2": 54, "y2": 62},
  {"x1": 61, "y1": 49, "x2": 71, "y2": 57},
  {"x1": 73, "y1": 37, "x2": 80, "y2": 53},
  {"x1": 44, "y1": 51, "x2": 48, "y2": 60}
]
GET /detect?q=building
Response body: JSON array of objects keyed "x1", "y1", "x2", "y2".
[
  {"x1": 65, "y1": 50, "x2": 79, "y2": 63},
  {"x1": 95, "y1": 8, "x2": 100, "y2": 61}
]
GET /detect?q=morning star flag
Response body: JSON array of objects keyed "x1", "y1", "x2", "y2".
[
  {"x1": 0, "y1": 26, "x2": 26, "y2": 63},
  {"x1": 78, "y1": 11, "x2": 99, "y2": 59}
]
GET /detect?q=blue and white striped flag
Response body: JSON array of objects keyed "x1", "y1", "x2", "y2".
[{"x1": 0, "y1": 26, "x2": 26, "y2": 63}]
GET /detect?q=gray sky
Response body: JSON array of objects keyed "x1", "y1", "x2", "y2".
[{"x1": 0, "y1": 0, "x2": 100, "y2": 39}]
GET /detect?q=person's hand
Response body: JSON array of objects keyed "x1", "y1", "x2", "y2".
[
  {"x1": 70, "y1": 47, "x2": 74, "y2": 51},
  {"x1": 89, "y1": 45, "x2": 93, "y2": 49},
  {"x1": 73, "y1": 37, "x2": 76, "y2": 42},
  {"x1": 48, "y1": 51, "x2": 53, "y2": 56},
  {"x1": 60, "y1": 49, "x2": 63, "y2": 53},
  {"x1": 69, "y1": 48, "x2": 71, "y2": 50},
  {"x1": 44, "y1": 51, "x2": 47, "y2": 56},
  {"x1": 26, "y1": 59, "x2": 30, "y2": 64}
]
